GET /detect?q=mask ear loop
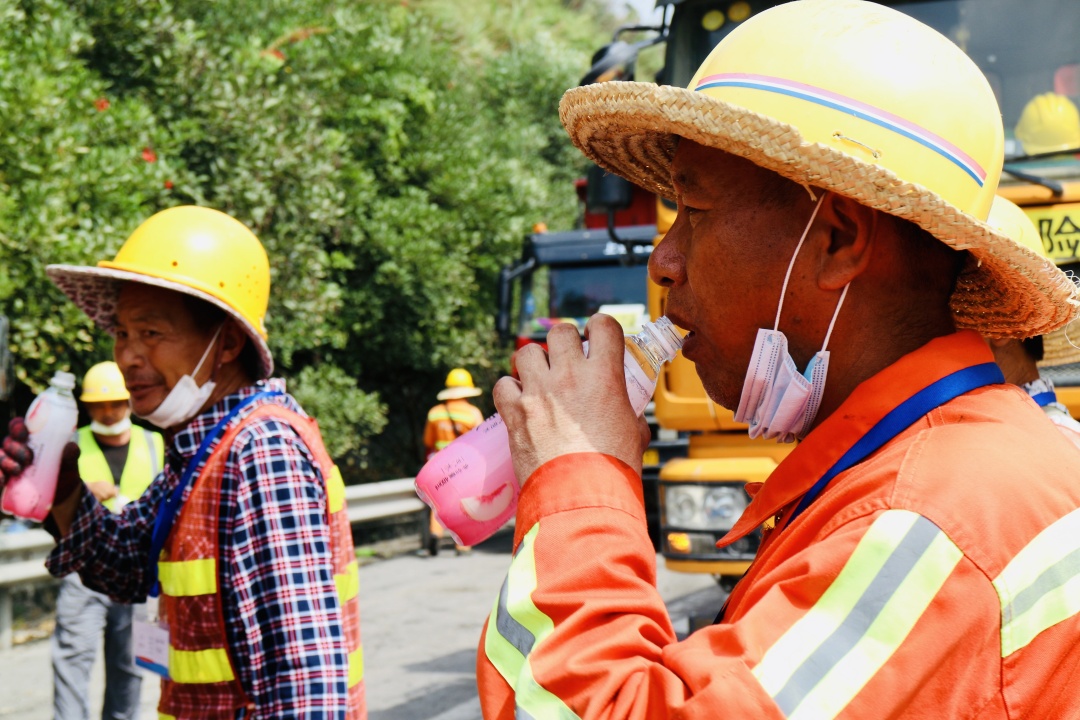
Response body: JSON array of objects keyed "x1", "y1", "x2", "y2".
[
  {"x1": 774, "y1": 194, "x2": 827, "y2": 331},
  {"x1": 191, "y1": 324, "x2": 225, "y2": 382}
]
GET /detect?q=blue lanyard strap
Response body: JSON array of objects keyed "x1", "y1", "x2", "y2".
[
  {"x1": 1031, "y1": 390, "x2": 1057, "y2": 408},
  {"x1": 147, "y1": 390, "x2": 283, "y2": 597},
  {"x1": 785, "y1": 362, "x2": 1004, "y2": 527}
]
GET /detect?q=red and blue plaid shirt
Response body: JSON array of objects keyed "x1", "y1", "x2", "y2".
[{"x1": 47, "y1": 379, "x2": 350, "y2": 719}]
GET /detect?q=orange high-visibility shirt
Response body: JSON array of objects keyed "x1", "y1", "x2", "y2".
[
  {"x1": 424, "y1": 399, "x2": 484, "y2": 454},
  {"x1": 477, "y1": 331, "x2": 1080, "y2": 719}
]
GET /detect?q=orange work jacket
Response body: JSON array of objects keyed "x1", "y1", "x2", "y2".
[
  {"x1": 477, "y1": 331, "x2": 1080, "y2": 718},
  {"x1": 158, "y1": 404, "x2": 365, "y2": 719},
  {"x1": 423, "y1": 399, "x2": 484, "y2": 454}
]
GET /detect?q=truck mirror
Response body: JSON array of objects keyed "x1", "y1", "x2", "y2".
[{"x1": 586, "y1": 164, "x2": 633, "y2": 215}]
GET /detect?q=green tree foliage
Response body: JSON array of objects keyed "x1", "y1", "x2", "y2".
[{"x1": 0, "y1": 0, "x2": 614, "y2": 480}]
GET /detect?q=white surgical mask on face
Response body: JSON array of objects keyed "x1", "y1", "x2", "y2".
[
  {"x1": 137, "y1": 325, "x2": 223, "y2": 429},
  {"x1": 90, "y1": 416, "x2": 132, "y2": 437},
  {"x1": 734, "y1": 195, "x2": 850, "y2": 443}
]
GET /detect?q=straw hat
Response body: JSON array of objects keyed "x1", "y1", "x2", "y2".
[
  {"x1": 47, "y1": 206, "x2": 274, "y2": 377},
  {"x1": 559, "y1": 0, "x2": 1079, "y2": 338}
]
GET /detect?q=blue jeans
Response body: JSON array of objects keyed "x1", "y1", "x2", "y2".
[{"x1": 52, "y1": 574, "x2": 142, "y2": 720}]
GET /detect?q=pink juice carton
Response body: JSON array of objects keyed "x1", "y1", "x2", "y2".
[
  {"x1": 1, "y1": 371, "x2": 79, "y2": 522},
  {"x1": 415, "y1": 317, "x2": 683, "y2": 546}
]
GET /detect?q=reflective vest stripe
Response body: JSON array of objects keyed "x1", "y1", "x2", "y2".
[
  {"x1": 158, "y1": 558, "x2": 217, "y2": 597},
  {"x1": 327, "y1": 465, "x2": 346, "y2": 515},
  {"x1": 348, "y1": 646, "x2": 364, "y2": 688},
  {"x1": 752, "y1": 510, "x2": 962, "y2": 719},
  {"x1": 426, "y1": 409, "x2": 479, "y2": 424},
  {"x1": 994, "y1": 506, "x2": 1080, "y2": 657},
  {"x1": 159, "y1": 714, "x2": 176, "y2": 720},
  {"x1": 336, "y1": 561, "x2": 360, "y2": 604},
  {"x1": 170, "y1": 647, "x2": 235, "y2": 684},
  {"x1": 484, "y1": 523, "x2": 581, "y2": 720},
  {"x1": 77, "y1": 426, "x2": 163, "y2": 513}
]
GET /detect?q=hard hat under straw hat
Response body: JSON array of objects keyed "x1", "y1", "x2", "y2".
[
  {"x1": 46, "y1": 206, "x2": 274, "y2": 378},
  {"x1": 80, "y1": 361, "x2": 130, "y2": 403},
  {"x1": 559, "y1": 0, "x2": 1079, "y2": 339},
  {"x1": 437, "y1": 368, "x2": 482, "y2": 401}
]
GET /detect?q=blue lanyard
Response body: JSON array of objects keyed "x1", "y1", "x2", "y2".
[
  {"x1": 784, "y1": 362, "x2": 1004, "y2": 527},
  {"x1": 1031, "y1": 390, "x2": 1057, "y2": 407},
  {"x1": 147, "y1": 391, "x2": 283, "y2": 597}
]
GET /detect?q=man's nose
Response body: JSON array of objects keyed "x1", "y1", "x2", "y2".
[{"x1": 648, "y1": 212, "x2": 688, "y2": 289}]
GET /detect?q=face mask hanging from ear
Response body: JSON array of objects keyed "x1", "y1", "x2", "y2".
[
  {"x1": 138, "y1": 325, "x2": 224, "y2": 429},
  {"x1": 734, "y1": 195, "x2": 851, "y2": 443}
]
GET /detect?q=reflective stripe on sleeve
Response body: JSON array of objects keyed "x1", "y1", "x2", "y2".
[
  {"x1": 169, "y1": 647, "x2": 235, "y2": 684},
  {"x1": 348, "y1": 646, "x2": 365, "y2": 687},
  {"x1": 158, "y1": 714, "x2": 177, "y2": 720},
  {"x1": 327, "y1": 465, "x2": 346, "y2": 515},
  {"x1": 158, "y1": 558, "x2": 217, "y2": 597},
  {"x1": 994, "y1": 506, "x2": 1080, "y2": 657},
  {"x1": 752, "y1": 510, "x2": 962, "y2": 719},
  {"x1": 483, "y1": 523, "x2": 581, "y2": 720},
  {"x1": 335, "y1": 561, "x2": 360, "y2": 604}
]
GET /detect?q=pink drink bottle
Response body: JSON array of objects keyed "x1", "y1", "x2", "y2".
[
  {"x1": 1, "y1": 371, "x2": 79, "y2": 522},
  {"x1": 415, "y1": 317, "x2": 683, "y2": 546}
]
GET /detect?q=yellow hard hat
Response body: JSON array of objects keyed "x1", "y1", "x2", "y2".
[
  {"x1": 437, "y1": 368, "x2": 482, "y2": 401},
  {"x1": 80, "y1": 361, "x2": 130, "y2": 403},
  {"x1": 46, "y1": 206, "x2": 273, "y2": 377},
  {"x1": 560, "y1": 0, "x2": 1080, "y2": 338},
  {"x1": 986, "y1": 196, "x2": 1046, "y2": 258},
  {"x1": 1015, "y1": 93, "x2": 1080, "y2": 156}
]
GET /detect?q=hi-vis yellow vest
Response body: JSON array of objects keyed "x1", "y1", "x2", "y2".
[
  {"x1": 77, "y1": 426, "x2": 164, "y2": 513},
  {"x1": 157, "y1": 404, "x2": 366, "y2": 720}
]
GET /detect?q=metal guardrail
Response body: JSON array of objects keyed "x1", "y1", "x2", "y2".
[{"x1": 0, "y1": 477, "x2": 424, "y2": 650}]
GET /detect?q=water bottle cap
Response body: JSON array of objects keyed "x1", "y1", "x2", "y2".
[
  {"x1": 51, "y1": 371, "x2": 77, "y2": 391},
  {"x1": 644, "y1": 317, "x2": 684, "y2": 361}
]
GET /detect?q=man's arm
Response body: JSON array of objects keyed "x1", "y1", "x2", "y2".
[{"x1": 224, "y1": 420, "x2": 350, "y2": 718}]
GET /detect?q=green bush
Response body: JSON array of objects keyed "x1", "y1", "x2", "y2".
[{"x1": 0, "y1": 0, "x2": 615, "y2": 479}]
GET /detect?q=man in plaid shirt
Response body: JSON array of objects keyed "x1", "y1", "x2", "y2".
[{"x1": 0, "y1": 206, "x2": 365, "y2": 719}]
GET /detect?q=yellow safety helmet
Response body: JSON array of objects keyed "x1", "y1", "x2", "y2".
[
  {"x1": 1015, "y1": 93, "x2": 1080, "y2": 156},
  {"x1": 437, "y1": 368, "x2": 482, "y2": 401},
  {"x1": 46, "y1": 206, "x2": 274, "y2": 377},
  {"x1": 560, "y1": 0, "x2": 1080, "y2": 339},
  {"x1": 80, "y1": 361, "x2": 130, "y2": 403},
  {"x1": 986, "y1": 196, "x2": 1080, "y2": 366}
]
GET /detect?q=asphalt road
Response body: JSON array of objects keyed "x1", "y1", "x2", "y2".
[{"x1": 0, "y1": 529, "x2": 726, "y2": 719}]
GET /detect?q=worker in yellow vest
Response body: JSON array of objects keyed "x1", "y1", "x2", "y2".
[
  {"x1": 52, "y1": 361, "x2": 163, "y2": 720},
  {"x1": 423, "y1": 368, "x2": 484, "y2": 555}
]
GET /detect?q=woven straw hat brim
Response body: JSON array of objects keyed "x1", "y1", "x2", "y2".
[
  {"x1": 46, "y1": 265, "x2": 274, "y2": 378},
  {"x1": 1039, "y1": 323, "x2": 1080, "y2": 367},
  {"x1": 437, "y1": 386, "x2": 482, "y2": 401},
  {"x1": 560, "y1": 81, "x2": 1080, "y2": 339}
]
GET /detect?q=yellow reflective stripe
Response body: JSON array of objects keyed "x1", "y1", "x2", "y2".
[
  {"x1": 753, "y1": 510, "x2": 961, "y2": 719},
  {"x1": 348, "y1": 646, "x2": 364, "y2": 687},
  {"x1": 169, "y1": 647, "x2": 234, "y2": 683},
  {"x1": 994, "y1": 506, "x2": 1080, "y2": 656},
  {"x1": 327, "y1": 464, "x2": 346, "y2": 515},
  {"x1": 158, "y1": 558, "x2": 216, "y2": 597},
  {"x1": 483, "y1": 523, "x2": 580, "y2": 719},
  {"x1": 159, "y1": 714, "x2": 177, "y2": 720},
  {"x1": 335, "y1": 561, "x2": 360, "y2": 604}
]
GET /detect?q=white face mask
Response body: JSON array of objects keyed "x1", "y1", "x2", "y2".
[
  {"x1": 90, "y1": 416, "x2": 132, "y2": 437},
  {"x1": 137, "y1": 326, "x2": 222, "y2": 429},
  {"x1": 734, "y1": 195, "x2": 850, "y2": 443}
]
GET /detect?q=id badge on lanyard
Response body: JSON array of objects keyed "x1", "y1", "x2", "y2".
[{"x1": 133, "y1": 597, "x2": 171, "y2": 679}]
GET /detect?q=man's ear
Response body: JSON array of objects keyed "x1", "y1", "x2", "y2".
[
  {"x1": 218, "y1": 319, "x2": 248, "y2": 366},
  {"x1": 814, "y1": 193, "x2": 877, "y2": 291}
]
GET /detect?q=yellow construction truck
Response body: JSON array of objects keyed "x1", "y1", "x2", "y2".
[{"x1": 578, "y1": 0, "x2": 1080, "y2": 588}]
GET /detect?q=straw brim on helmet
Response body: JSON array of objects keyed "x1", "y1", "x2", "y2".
[
  {"x1": 46, "y1": 265, "x2": 274, "y2": 378},
  {"x1": 559, "y1": 82, "x2": 1079, "y2": 339},
  {"x1": 437, "y1": 386, "x2": 482, "y2": 401},
  {"x1": 1040, "y1": 324, "x2": 1080, "y2": 367}
]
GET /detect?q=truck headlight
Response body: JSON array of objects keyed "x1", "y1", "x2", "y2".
[{"x1": 662, "y1": 483, "x2": 748, "y2": 532}]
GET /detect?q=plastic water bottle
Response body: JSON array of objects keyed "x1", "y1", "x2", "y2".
[
  {"x1": 1, "y1": 371, "x2": 79, "y2": 522},
  {"x1": 415, "y1": 317, "x2": 684, "y2": 546}
]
